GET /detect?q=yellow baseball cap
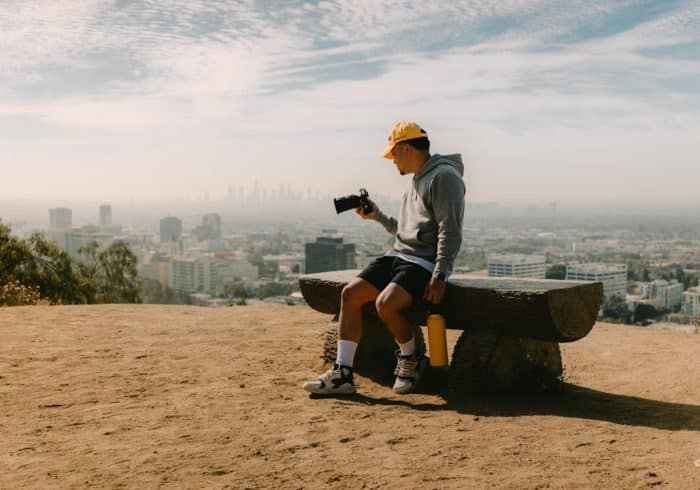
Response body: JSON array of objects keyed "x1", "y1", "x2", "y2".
[{"x1": 381, "y1": 120, "x2": 429, "y2": 159}]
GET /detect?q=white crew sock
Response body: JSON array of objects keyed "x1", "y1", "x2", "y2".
[
  {"x1": 336, "y1": 340, "x2": 358, "y2": 368},
  {"x1": 396, "y1": 336, "x2": 415, "y2": 357}
]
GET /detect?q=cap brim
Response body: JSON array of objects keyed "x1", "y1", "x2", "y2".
[{"x1": 381, "y1": 143, "x2": 394, "y2": 159}]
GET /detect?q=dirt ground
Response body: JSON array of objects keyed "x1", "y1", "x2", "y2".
[{"x1": 1, "y1": 304, "x2": 699, "y2": 489}]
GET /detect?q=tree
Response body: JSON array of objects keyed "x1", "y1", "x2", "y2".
[
  {"x1": 78, "y1": 241, "x2": 140, "y2": 303},
  {"x1": 601, "y1": 294, "x2": 631, "y2": 324},
  {"x1": 633, "y1": 303, "x2": 657, "y2": 323},
  {"x1": 140, "y1": 278, "x2": 191, "y2": 305},
  {"x1": 1, "y1": 224, "x2": 93, "y2": 304},
  {"x1": 545, "y1": 264, "x2": 566, "y2": 280},
  {"x1": 26, "y1": 233, "x2": 97, "y2": 304},
  {"x1": 1, "y1": 220, "x2": 142, "y2": 305}
]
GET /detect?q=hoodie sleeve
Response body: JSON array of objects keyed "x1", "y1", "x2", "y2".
[
  {"x1": 373, "y1": 210, "x2": 398, "y2": 235},
  {"x1": 430, "y1": 168, "x2": 465, "y2": 278}
]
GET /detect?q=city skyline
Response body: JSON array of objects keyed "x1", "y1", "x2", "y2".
[{"x1": 1, "y1": 1, "x2": 699, "y2": 203}]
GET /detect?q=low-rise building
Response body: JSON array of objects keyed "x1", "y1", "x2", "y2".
[
  {"x1": 639, "y1": 279, "x2": 684, "y2": 310},
  {"x1": 487, "y1": 254, "x2": 545, "y2": 278},
  {"x1": 682, "y1": 286, "x2": 700, "y2": 319},
  {"x1": 566, "y1": 263, "x2": 627, "y2": 299},
  {"x1": 169, "y1": 255, "x2": 258, "y2": 295}
]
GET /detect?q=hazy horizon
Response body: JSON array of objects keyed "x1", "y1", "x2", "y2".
[{"x1": 2, "y1": 1, "x2": 699, "y2": 203}]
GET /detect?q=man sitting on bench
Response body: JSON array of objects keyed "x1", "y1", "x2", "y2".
[{"x1": 303, "y1": 120, "x2": 466, "y2": 395}]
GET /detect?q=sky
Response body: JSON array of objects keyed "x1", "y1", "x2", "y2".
[{"x1": 1, "y1": 0, "x2": 699, "y2": 204}]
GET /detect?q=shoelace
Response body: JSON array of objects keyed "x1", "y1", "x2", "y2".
[
  {"x1": 394, "y1": 356, "x2": 418, "y2": 378},
  {"x1": 322, "y1": 365, "x2": 351, "y2": 382}
]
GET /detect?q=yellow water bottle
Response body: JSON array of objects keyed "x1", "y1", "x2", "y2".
[{"x1": 427, "y1": 312, "x2": 448, "y2": 367}]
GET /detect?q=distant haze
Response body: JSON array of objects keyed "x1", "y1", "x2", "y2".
[{"x1": 1, "y1": 1, "x2": 699, "y2": 203}]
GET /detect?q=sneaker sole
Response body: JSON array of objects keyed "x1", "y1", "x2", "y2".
[{"x1": 303, "y1": 383, "x2": 356, "y2": 395}]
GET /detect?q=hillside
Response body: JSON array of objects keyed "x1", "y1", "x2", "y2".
[{"x1": 1, "y1": 305, "x2": 699, "y2": 488}]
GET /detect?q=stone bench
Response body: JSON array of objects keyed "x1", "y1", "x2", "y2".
[{"x1": 299, "y1": 270, "x2": 603, "y2": 394}]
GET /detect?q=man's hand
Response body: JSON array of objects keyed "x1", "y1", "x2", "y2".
[
  {"x1": 424, "y1": 276, "x2": 446, "y2": 304},
  {"x1": 356, "y1": 198, "x2": 378, "y2": 220}
]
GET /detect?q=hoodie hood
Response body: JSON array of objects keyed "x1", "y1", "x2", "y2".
[{"x1": 415, "y1": 153, "x2": 464, "y2": 180}]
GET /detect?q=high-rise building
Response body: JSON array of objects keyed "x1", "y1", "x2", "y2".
[
  {"x1": 305, "y1": 236, "x2": 356, "y2": 273},
  {"x1": 202, "y1": 213, "x2": 222, "y2": 238},
  {"x1": 99, "y1": 204, "x2": 112, "y2": 226},
  {"x1": 566, "y1": 263, "x2": 627, "y2": 299},
  {"x1": 487, "y1": 254, "x2": 546, "y2": 279},
  {"x1": 160, "y1": 216, "x2": 182, "y2": 243},
  {"x1": 49, "y1": 208, "x2": 72, "y2": 230}
]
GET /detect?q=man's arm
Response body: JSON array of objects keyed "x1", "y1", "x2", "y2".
[
  {"x1": 424, "y1": 169, "x2": 465, "y2": 304},
  {"x1": 430, "y1": 169, "x2": 466, "y2": 279},
  {"x1": 356, "y1": 199, "x2": 397, "y2": 235}
]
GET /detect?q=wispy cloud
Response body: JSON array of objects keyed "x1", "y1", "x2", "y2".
[{"x1": 1, "y1": 1, "x2": 698, "y2": 202}]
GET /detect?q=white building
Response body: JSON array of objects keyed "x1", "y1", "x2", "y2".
[
  {"x1": 262, "y1": 254, "x2": 305, "y2": 275},
  {"x1": 170, "y1": 257, "x2": 216, "y2": 294},
  {"x1": 169, "y1": 256, "x2": 258, "y2": 295},
  {"x1": 639, "y1": 280, "x2": 684, "y2": 310},
  {"x1": 68, "y1": 230, "x2": 115, "y2": 259},
  {"x1": 215, "y1": 257, "x2": 259, "y2": 286},
  {"x1": 566, "y1": 263, "x2": 627, "y2": 299},
  {"x1": 682, "y1": 287, "x2": 700, "y2": 319},
  {"x1": 487, "y1": 254, "x2": 546, "y2": 279}
]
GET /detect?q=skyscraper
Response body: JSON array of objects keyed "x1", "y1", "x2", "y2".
[
  {"x1": 305, "y1": 236, "x2": 356, "y2": 273},
  {"x1": 202, "y1": 213, "x2": 222, "y2": 238},
  {"x1": 160, "y1": 216, "x2": 182, "y2": 243},
  {"x1": 99, "y1": 204, "x2": 112, "y2": 226},
  {"x1": 49, "y1": 208, "x2": 72, "y2": 230}
]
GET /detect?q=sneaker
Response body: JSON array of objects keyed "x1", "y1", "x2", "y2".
[
  {"x1": 392, "y1": 350, "x2": 424, "y2": 394},
  {"x1": 303, "y1": 364, "x2": 356, "y2": 395}
]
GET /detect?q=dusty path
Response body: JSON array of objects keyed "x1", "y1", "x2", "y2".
[{"x1": 1, "y1": 304, "x2": 699, "y2": 488}]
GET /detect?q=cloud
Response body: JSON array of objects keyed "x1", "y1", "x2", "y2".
[{"x1": 1, "y1": 1, "x2": 699, "y2": 202}]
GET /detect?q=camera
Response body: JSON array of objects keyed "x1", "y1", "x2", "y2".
[{"x1": 333, "y1": 188, "x2": 373, "y2": 215}]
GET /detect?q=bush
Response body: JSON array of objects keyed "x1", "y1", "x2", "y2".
[{"x1": 0, "y1": 281, "x2": 41, "y2": 306}]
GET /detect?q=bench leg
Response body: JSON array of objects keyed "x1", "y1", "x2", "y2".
[
  {"x1": 448, "y1": 329, "x2": 563, "y2": 395},
  {"x1": 321, "y1": 312, "x2": 426, "y2": 386}
]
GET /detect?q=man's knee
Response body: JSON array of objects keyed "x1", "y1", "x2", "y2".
[
  {"x1": 341, "y1": 280, "x2": 376, "y2": 308},
  {"x1": 375, "y1": 294, "x2": 401, "y2": 321},
  {"x1": 375, "y1": 284, "x2": 412, "y2": 321}
]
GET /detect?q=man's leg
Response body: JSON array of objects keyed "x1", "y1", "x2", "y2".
[
  {"x1": 375, "y1": 283, "x2": 425, "y2": 394},
  {"x1": 375, "y1": 283, "x2": 414, "y2": 343},
  {"x1": 338, "y1": 278, "x2": 381, "y2": 342},
  {"x1": 303, "y1": 278, "x2": 379, "y2": 395},
  {"x1": 336, "y1": 278, "x2": 380, "y2": 369}
]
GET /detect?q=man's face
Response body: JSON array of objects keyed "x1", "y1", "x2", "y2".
[{"x1": 391, "y1": 142, "x2": 409, "y2": 175}]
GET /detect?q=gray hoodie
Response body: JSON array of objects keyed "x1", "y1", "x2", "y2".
[{"x1": 374, "y1": 154, "x2": 466, "y2": 278}]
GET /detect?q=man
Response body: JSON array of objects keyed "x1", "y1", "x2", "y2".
[{"x1": 303, "y1": 120, "x2": 465, "y2": 395}]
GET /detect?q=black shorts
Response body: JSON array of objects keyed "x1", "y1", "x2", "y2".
[{"x1": 358, "y1": 256, "x2": 432, "y2": 303}]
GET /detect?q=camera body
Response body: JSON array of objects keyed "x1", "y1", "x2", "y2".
[{"x1": 333, "y1": 188, "x2": 373, "y2": 215}]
